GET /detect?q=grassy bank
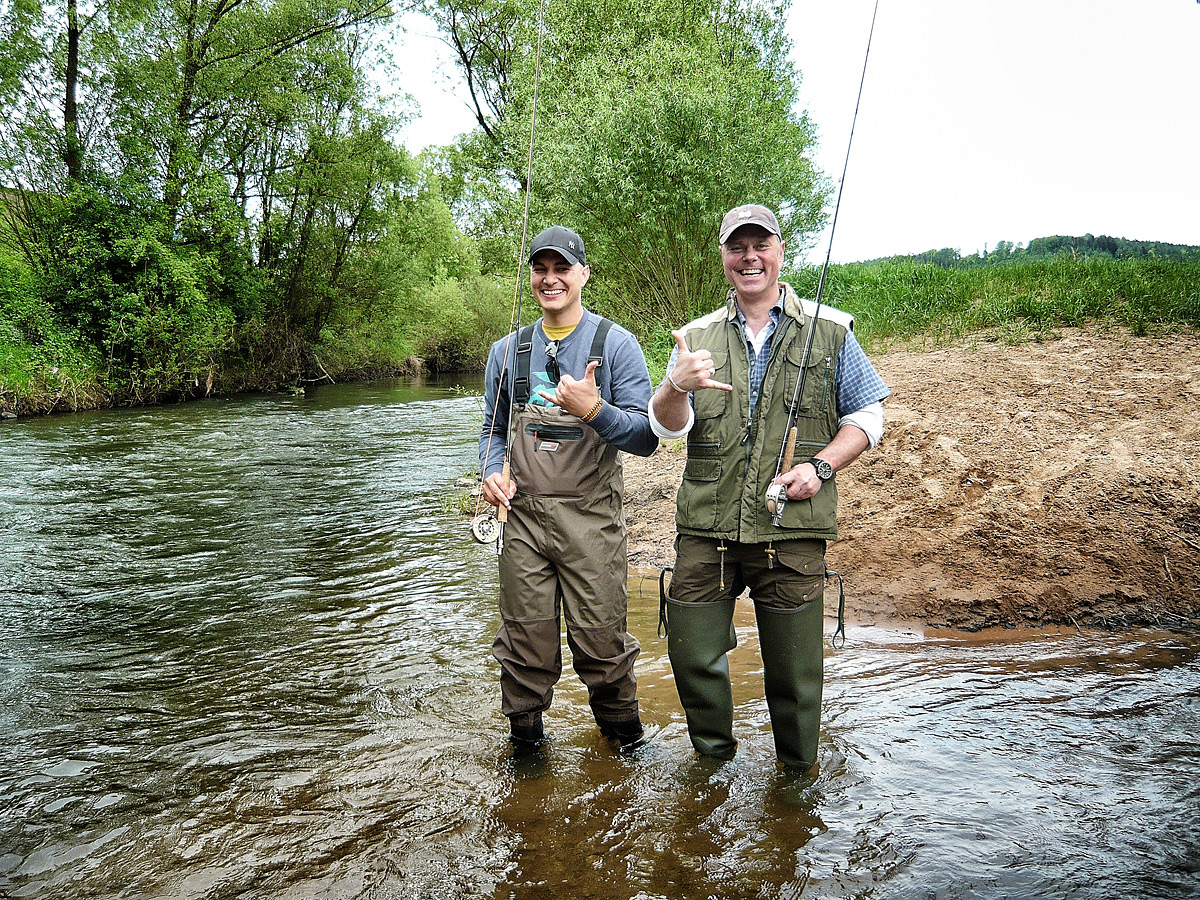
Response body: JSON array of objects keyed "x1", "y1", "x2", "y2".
[
  {"x1": 4, "y1": 250, "x2": 1198, "y2": 416},
  {"x1": 818, "y1": 256, "x2": 1200, "y2": 346},
  {"x1": 640, "y1": 256, "x2": 1200, "y2": 378}
]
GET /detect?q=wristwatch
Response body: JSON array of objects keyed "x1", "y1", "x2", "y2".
[{"x1": 807, "y1": 457, "x2": 834, "y2": 482}]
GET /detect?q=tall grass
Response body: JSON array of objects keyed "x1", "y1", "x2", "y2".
[
  {"x1": 788, "y1": 256, "x2": 1200, "y2": 349},
  {"x1": 641, "y1": 255, "x2": 1199, "y2": 381}
]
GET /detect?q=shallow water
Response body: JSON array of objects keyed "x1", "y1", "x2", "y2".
[{"x1": 1, "y1": 380, "x2": 1197, "y2": 900}]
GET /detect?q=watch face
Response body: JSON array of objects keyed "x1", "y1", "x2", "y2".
[{"x1": 813, "y1": 458, "x2": 833, "y2": 480}]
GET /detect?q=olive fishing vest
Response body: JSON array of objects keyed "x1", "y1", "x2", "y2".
[
  {"x1": 508, "y1": 319, "x2": 620, "y2": 502},
  {"x1": 676, "y1": 283, "x2": 850, "y2": 543}
]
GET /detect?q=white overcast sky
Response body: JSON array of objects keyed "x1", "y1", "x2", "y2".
[{"x1": 389, "y1": 0, "x2": 1200, "y2": 265}]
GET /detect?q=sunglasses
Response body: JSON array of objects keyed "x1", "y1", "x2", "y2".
[{"x1": 545, "y1": 340, "x2": 560, "y2": 383}]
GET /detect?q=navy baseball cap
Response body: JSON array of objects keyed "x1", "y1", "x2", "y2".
[{"x1": 529, "y1": 225, "x2": 586, "y2": 266}]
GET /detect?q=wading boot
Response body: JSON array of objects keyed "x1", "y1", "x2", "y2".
[
  {"x1": 755, "y1": 600, "x2": 824, "y2": 771},
  {"x1": 665, "y1": 597, "x2": 738, "y2": 760},
  {"x1": 509, "y1": 711, "x2": 547, "y2": 752},
  {"x1": 597, "y1": 714, "x2": 649, "y2": 753}
]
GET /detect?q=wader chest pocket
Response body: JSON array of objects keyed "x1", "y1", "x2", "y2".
[
  {"x1": 513, "y1": 413, "x2": 609, "y2": 498},
  {"x1": 525, "y1": 423, "x2": 584, "y2": 451}
]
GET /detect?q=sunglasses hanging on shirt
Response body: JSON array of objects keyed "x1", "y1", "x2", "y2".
[{"x1": 544, "y1": 340, "x2": 561, "y2": 384}]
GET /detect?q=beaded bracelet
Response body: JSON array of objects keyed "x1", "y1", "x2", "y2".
[{"x1": 581, "y1": 398, "x2": 603, "y2": 422}]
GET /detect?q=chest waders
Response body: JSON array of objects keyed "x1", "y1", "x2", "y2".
[
  {"x1": 509, "y1": 319, "x2": 617, "y2": 497},
  {"x1": 493, "y1": 319, "x2": 645, "y2": 750}
]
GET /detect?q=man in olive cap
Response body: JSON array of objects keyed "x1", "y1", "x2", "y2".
[
  {"x1": 649, "y1": 203, "x2": 890, "y2": 772},
  {"x1": 479, "y1": 225, "x2": 657, "y2": 752}
]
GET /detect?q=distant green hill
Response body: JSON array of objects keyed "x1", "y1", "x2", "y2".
[{"x1": 876, "y1": 235, "x2": 1200, "y2": 268}]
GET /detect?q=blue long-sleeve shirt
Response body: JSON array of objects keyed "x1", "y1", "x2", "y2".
[{"x1": 479, "y1": 310, "x2": 658, "y2": 480}]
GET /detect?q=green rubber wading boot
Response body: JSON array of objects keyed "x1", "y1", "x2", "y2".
[
  {"x1": 755, "y1": 600, "x2": 824, "y2": 771},
  {"x1": 665, "y1": 597, "x2": 738, "y2": 760}
]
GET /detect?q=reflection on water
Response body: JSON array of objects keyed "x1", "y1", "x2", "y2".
[{"x1": 2, "y1": 380, "x2": 1198, "y2": 900}]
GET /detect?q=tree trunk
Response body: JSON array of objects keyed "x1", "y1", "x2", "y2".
[
  {"x1": 163, "y1": 0, "x2": 201, "y2": 226},
  {"x1": 64, "y1": 0, "x2": 82, "y2": 181}
]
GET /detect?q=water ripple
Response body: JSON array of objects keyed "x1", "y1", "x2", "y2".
[{"x1": 3, "y1": 380, "x2": 1199, "y2": 899}]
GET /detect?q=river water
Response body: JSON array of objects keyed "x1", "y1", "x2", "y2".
[{"x1": 1, "y1": 379, "x2": 1197, "y2": 900}]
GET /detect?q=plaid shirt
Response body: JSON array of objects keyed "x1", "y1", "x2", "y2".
[
  {"x1": 736, "y1": 302, "x2": 781, "y2": 416},
  {"x1": 737, "y1": 296, "x2": 888, "y2": 416},
  {"x1": 664, "y1": 292, "x2": 890, "y2": 420}
]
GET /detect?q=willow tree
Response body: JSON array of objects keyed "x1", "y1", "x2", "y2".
[
  {"x1": 426, "y1": 0, "x2": 827, "y2": 330},
  {"x1": 0, "y1": 0, "x2": 499, "y2": 398}
]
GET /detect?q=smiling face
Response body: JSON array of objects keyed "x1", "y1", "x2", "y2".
[
  {"x1": 721, "y1": 225, "x2": 785, "y2": 305},
  {"x1": 530, "y1": 249, "x2": 589, "y2": 326}
]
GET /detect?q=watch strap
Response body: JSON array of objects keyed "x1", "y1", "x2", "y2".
[{"x1": 807, "y1": 457, "x2": 833, "y2": 481}]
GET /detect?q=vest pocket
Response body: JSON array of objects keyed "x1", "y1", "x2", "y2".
[
  {"x1": 683, "y1": 457, "x2": 721, "y2": 481},
  {"x1": 782, "y1": 342, "x2": 833, "y2": 418},
  {"x1": 680, "y1": 457, "x2": 722, "y2": 530},
  {"x1": 777, "y1": 479, "x2": 838, "y2": 532},
  {"x1": 692, "y1": 350, "x2": 729, "y2": 420}
]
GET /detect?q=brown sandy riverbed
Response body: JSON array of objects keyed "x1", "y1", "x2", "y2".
[{"x1": 622, "y1": 325, "x2": 1200, "y2": 632}]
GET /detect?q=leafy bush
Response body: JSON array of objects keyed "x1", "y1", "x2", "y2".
[
  {"x1": 7, "y1": 186, "x2": 238, "y2": 404},
  {"x1": 0, "y1": 246, "x2": 109, "y2": 412},
  {"x1": 406, "y1": 274, "x2": 512, "y2": 372}
]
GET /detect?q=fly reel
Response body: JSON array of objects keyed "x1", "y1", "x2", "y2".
[
  {"x1": 765, "y1": 482, "x2": 788, "y2": 525},
  {"x1": 470, "y1": 513, "x2": 501, "y2": 544},
  {"x1": 765, "y1": 425, "x2": 796, "y2": 527}
]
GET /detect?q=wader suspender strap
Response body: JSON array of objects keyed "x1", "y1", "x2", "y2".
[
  {"x1": 588, "y1": 318, "x2": 614, "y2": 370},
  {"x1": 513, "y1": 323, "x2": 538, "y2": 405},
  {"x1": 514, "y1": 318, "x2": 614, "y2": 405}
]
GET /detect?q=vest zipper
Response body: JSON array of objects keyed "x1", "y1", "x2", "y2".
[{"x1": 736, "y1": 314, "x2": 791, "y2": 539}]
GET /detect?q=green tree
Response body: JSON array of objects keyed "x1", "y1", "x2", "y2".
[
  {"x1": 427, "y1": 0, "x2": 826, "y2": 328},
  {"x1": 1, "y1": 0, "x2": 471, "y2": 396},
  {"x1": 532, "y1": 31, "x2": 823, "y2": 328}
]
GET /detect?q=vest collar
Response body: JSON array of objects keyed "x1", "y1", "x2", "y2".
[
  {"x1": 723, "y1": 282, "x2": 805, "y2": 324},
  {"x1": 780, "y1": 282, "x2": 806, "y2": 323}
]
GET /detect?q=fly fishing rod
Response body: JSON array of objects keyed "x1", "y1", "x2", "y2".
[
  {"x1": 470, "y1": 0, "x2": 551, "y2": 553},
  {"x1": 766, "y1": 0, "x2": 881, "y2": 527}
]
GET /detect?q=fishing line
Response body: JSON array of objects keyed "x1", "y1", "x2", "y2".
[
  {"x1": 767, "y1": 0, "x2": 881, "y2": 524},
  {"x1": 472, "y1": 0, "x2": 551, "y2": 548}
]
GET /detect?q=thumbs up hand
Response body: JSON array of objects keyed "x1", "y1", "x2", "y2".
[
  {"x1": 537, "y1": 359, "x2": 602, "y2": 418},
  {"x1": 668, "y1": 330, "x2": 733, "y2": 392}
]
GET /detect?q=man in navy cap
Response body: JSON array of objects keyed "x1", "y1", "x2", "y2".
[{"x1": 479, "y1": 225, "x2": 657, "y2": 752}]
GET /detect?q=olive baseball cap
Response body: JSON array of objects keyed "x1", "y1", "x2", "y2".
[
  {"x1": 719, "y1": 204, "x2": 782, "y2": 244},
  {"x1": 529, "y1": 225, "x2": 587, "y2": 266}
]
